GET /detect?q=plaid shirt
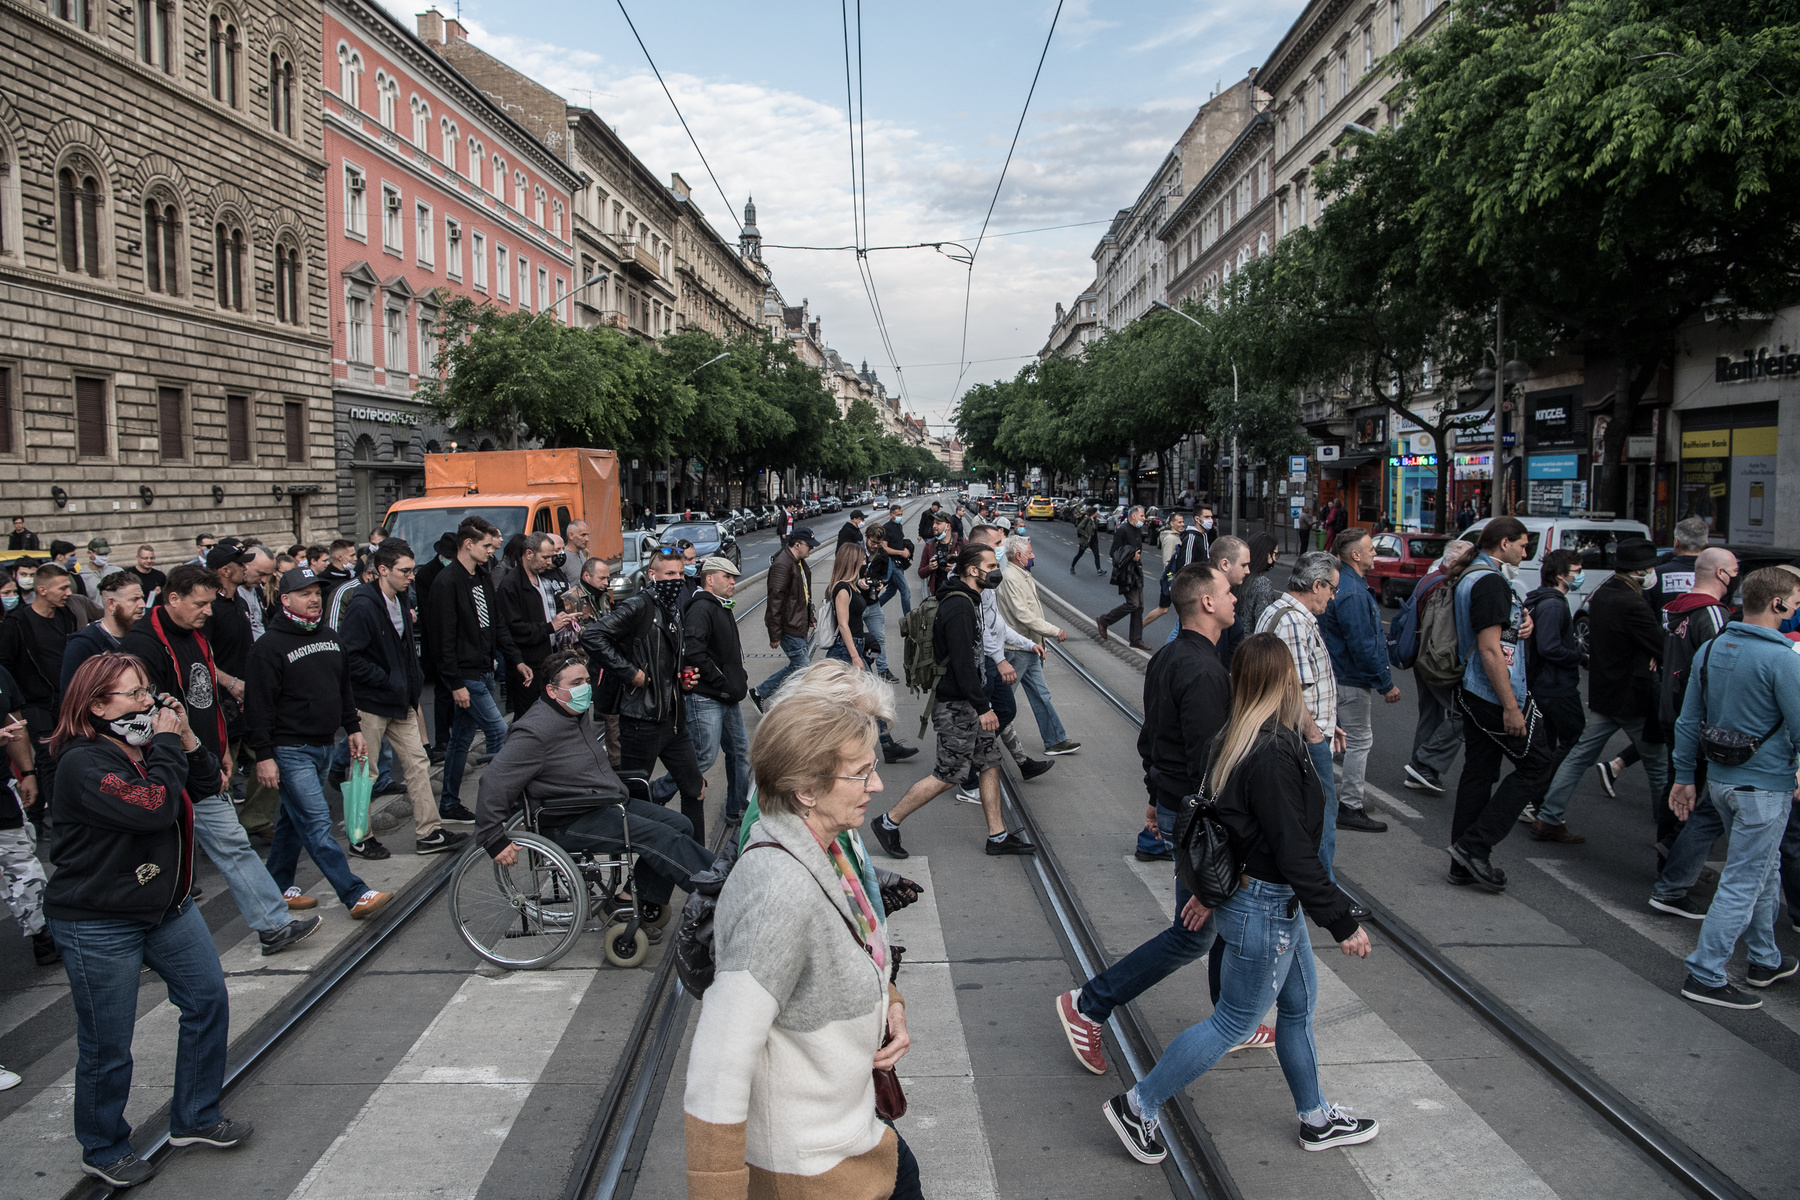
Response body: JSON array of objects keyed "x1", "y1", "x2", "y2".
[{"x1": 1257, "y1": 593, "x2": 1336, "y2": 731}]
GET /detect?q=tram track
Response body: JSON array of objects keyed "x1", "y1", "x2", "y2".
[{"x1": 1035, "y1": 634, "x2": 1756, "y2": 1200}]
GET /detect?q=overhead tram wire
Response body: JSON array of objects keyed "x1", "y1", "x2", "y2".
[
  {"x1": 949, "y1": 0, "x2": 1065, "y2": 411},
  {"x1": 615, "y1": 0, "x2": 740, "y2": 233}
]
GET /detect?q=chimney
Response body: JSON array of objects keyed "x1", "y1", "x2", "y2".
[
  {"x1": 445, "y1": 16, "x2": 468, "y2": 40},
  {"x1": 416, "y1": 10, "x2": 443, "y2": 44},
  {"x1": 670, "y1": 172, "x2": 691, "y2": 199}
]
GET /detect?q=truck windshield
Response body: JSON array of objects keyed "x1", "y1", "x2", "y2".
[{"x1": 385, "y1": 506, "x2": 528, "y2": 554}]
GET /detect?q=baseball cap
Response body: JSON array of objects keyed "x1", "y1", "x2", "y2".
[
  {"x1": 205, "y1": 537, "x2": 256, "y2": 570},
  {"x1": 86, "y1": 537, "x2": 111, "y2": 555},
  {"x1": 789, "y1": 527, "x2": 820, "y2": 548},
  {"x1": 850, "y1": 509, "x2": 867, "y2": 521},
  {"x1": 277, "y1": 566, "x2": 322, "y2": 594},
  {"x1": 700, "y1": 555, "x2": 740, "y2": 576}
]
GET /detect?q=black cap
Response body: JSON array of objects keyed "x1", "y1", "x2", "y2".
[
  {"x1": 277, "y1": 566, "x2": 322, "y2": 594},
  {"x1": 789, "y1": 527, "x2": 820, "y2": 548},
  {"x1": 1613, "y1": 537, "x2": 1659, "y2": 571},
  {"x1": 850, "y1": 509, "x2": 867, "y2": 521},
  {"x1": 205, "y1": 537, "x2": 256, "y2": 570}
]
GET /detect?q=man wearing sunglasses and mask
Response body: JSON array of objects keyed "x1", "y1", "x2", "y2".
[
  {"x1": 498, "y1": 531, "x2": 572, "y2": 717},
  {"x1": 583, "y1": 543, "x2": 708, "y2": 842}
]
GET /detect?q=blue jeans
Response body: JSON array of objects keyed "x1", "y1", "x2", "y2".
[
  {"x1": 266, "y1": 743, "x2": 368, "y2": 909},
  {"x1": 1136, "y1": 801, "x2": 1177, "y2": 858},
  {"x1": 1538, "y1": 711, "x2": 1668, "y2": 827},
  {"x1": 50, "y1": 899, "x2": 228, "y2": 1165},
  {"x1": 881, "y1": 560, "x2": 913, "y2": 615},
  {"x1": 1685, "y1": 782, "x2": 1790, "y2": 988},
  {"x1": 1005, "y1": 648, "x2": 1067, "y2": 747},
  {"x1": 653, "y1": 696, "x2": 751, "y2": 822},
  {"x1": 329, "y1": 735, "x2": 394, "y2": 793},
  {"x1": 1080, "y1": 872, "x2": 1215, "y2": 1023},
  {"x1": 1652, "y1": 788, "x2": 1726, "y2": 903},
  {"x1": 758, "y1": 634, "x2": 811, "y2": 697},
  {"x1": 191, "y1": 792, "x2": 289, "y2": 933},
  {"x1": 443, "y1": 673, "x2": 508, "y2": 809},
  {"x1": 1131, "y1": 878, "x2": 1328, "y2": 1124},
  {"x1": 863, "y1": 599, "x2": 889, "y2": 673},
  {"x1": 1308, "y1": 736, "x2": 1340, "y2": 880}
]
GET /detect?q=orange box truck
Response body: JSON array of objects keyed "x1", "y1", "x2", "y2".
[{"x1": 381, "y1": 448, "x2": 623, "y2": 561}]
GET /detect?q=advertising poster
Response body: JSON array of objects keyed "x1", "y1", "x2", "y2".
[{"x1": 1729, "y1": 426, "x2": 1778, "y2": 545}]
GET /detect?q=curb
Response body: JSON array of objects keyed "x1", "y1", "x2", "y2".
[{"x1": 1032, "y1": 576, "x2": 1153, "y2": 674}]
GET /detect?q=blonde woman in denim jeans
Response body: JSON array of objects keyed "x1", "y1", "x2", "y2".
[{"x1": 1103, "y1": 634, "x2": 1378, "y2": 1165}]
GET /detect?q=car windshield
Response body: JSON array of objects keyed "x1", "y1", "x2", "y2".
[
  {"x1": 622, "y1": 534, "x2": 659, "y2": 565},
  {"x1": 385, "y1": 505, "x2": 527, "y2": 555},
  {"x1": 1407, "y1": 538, "x2": 1449, "y2": 559},
  {"x1": 661, "y1": 523, "x2": 721, "y2": 545}
]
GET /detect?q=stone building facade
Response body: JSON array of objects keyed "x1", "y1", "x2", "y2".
[
  {"x1": 1039, "y1": 290, "x2": 1098, "y2": 360},
  {"x1": 0, "y1": 0, "x2": 335, "y2": 556},
  {"x1": 1160, "y1": 103, "x2": 1276, "y2": 308},
  {"x1": 669, "y1": 179, "x2": 764, "y2": 339}
]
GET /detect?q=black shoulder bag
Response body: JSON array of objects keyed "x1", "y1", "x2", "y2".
[
  {"x1": 1170, "y1": 737, "x2": 1241, "y2": 909},
  {"x1": 1697, "y1": 644, "x2": 1785, "y2": 767}
]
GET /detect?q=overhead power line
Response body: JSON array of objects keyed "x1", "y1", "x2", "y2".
[{"x1": 614, "y1": 0, "x2": 740, "y2": 232}]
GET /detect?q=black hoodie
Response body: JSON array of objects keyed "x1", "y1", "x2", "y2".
[
  {"x1": 931, "y1": 578, "x2": 987, "y2": 711},
  {"x1": 1523, "y1": 585, "x2": 1585, "y2": 699},
  {"x1": 243, "y1": 608, "x2": 360, "y2": 760},
  {"x1": 121, "y1": 608, "x2": 230, "y2": 765}
]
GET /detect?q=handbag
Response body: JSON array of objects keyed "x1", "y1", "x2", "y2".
[
  {"x1": 746, "y1": 840, "x2": 907, "y2": 1121},
  {"x1": 1697, "y1": 647, "x2": 1784, "y2": 767},
  {"x1": 1170, "y1": 742, "x2": 1241, "y2": 910}
]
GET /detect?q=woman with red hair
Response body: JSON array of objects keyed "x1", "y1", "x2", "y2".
[{"x1": 43, "y1": 652, "x2": 250, "y2": 1189}]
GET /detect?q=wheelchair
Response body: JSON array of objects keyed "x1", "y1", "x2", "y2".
[{"x1": 448, "y1": 772, "x2": 674, "y2": 970}]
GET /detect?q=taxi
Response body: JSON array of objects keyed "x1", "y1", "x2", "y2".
[{"x1": 1025, "y1": 496, "x2": 1056, "y2": 521}]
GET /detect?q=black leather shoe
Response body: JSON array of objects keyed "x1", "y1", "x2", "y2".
[
  {"x1": 1336, "y1": 807, "x2": 1388, "y2": 833},
  {"x1": 870, "y1": 816, "x2": 908, "y2": 859},
  {"x1": 883, "y1": 742, "x2": 920, "y2": 763},
  {"x1": 985, "y1": 831, "x2": 1037, "y2": 856},
  {"x1": 1447, "y1": 843, "x2": 1506, "y2": 893},
  {"x1": 1019, "y1": 758, "x2": 1054, "y2": 781}
]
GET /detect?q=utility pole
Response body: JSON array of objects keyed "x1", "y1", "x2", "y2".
[{"x1": 1494, "y1": 297, "x2": 1507, "y2": 516}]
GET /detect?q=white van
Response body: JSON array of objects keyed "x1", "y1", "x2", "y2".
[{"x1": 1460, "y1": 515, "x2": 1654, "y2": 649}]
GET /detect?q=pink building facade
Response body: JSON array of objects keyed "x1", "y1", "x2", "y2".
[{"x1": 320, "y1": 0, "x2": 579, "y2": 536}]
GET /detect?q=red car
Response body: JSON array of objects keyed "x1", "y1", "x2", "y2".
[{"x1": 1367, "y1": 533, "x2": 1451, "y2": 607}]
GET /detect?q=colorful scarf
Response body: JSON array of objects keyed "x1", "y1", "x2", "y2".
[{"x1": 815, "y1": 828, "x2": 886, "y2": 972}]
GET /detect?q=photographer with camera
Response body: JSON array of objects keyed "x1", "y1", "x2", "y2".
[{"x1": 919, "y1": 513, "x2": 962, "y2": 597}]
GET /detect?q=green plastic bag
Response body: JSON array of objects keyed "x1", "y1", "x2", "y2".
[{"x1": 343, "y1": 756, "x2": 374, "y2": 845}]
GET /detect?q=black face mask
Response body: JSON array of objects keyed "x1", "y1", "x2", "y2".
[
  {"x1": 549, "y1": 551, "x2": 568, "y2": 570},
  {"x1": 978, "y1": 568, "x2": 1003, "y2": 591},
  {"x1": 649, "y1": 577, "x2": 684, "y2": 610}
]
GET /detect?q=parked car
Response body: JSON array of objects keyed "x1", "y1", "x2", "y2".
[
  {"x1": 1462, "y1": 515, "x2": 1653, "y2": 649},
  {"x1": 1367, "y1": 533, "x2": 1452, "y2": 606},
  {"x1": 611, "y1": 532, "x2": 660, "y2": 602},
  {"x1": 657, "y1": 520, "x2": 741, "y2": 568}
]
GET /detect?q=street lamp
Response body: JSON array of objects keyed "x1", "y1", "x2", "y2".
[
  {"x1": 536, "y1": 269, "x2": 610, "y2": 324},
  {"x1": 1150, "y1": 299, "x2": 1243, "y2": 537}
]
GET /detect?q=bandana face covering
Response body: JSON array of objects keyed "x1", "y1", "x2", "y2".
[
  {"x1": 282, "y1": 602, "x2": 320, "y2": 631},
  {"x1": 108, "y1": 709, "x2": 156, "y2": 746},
  {"x1": 649, "y1": 577, "x2": 684, "y2": 610}
]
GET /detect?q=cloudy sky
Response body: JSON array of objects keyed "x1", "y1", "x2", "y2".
[{"x1": 390, "y1": 0, "x2": 1306, "y2": 431}]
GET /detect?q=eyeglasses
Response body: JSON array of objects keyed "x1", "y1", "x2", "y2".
[
  {"x1": 651, "y1": 546, "x2": 683, "y2": 558},
  {"x1": 836, "y1": 765, "x2": 881, "y2": 791},
  {"x1": 105, "y1": 687, "x2": 154, "y2": 701}
]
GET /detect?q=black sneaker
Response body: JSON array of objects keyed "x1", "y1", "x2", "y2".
[
  {"x1": 169, "y1": 1117, "x2": 253, "y2": 1148},
  {"x1": 1102, "y1": 1094, "x2": 1166, "y2": 1164},
  {"x1": 1746, "y1": 957, "x2": 1799, "y2": 989},
  {"x1": 878, "y1": 668, "x2": 901, "y2": 684},
  {"x1": 1402, "y1": 762, "x2": 1443, "y2": 793},
  {"x1": 748, "y1": 687, "x2": 766, "y2": 714},
  {"x1": 32, "y1": 928, "x2": 60, "y2": 966},
  {"x1": 985, "y1": 831, "x2": 1036, "y2": 856},
  {"x1": 870, "y1": 816, "x2": 908, "y2": 859},
  {"x1": 438, "y1": 803, "x2": 477, "y2": 824},
  {"x1": 1681, "y1": 975, "x2": 1761, "y2": 1009},
  {"x1": 259, "y1": 916, "x2": 321, "y2": 957},
  {"x1": 1020, "y1": 758, "x2": 1054, "y2": 781},
  {"x1": 428, "y1": 745, "x2": 447, "y2": 765},
  {"x1": 883, "y1": 742, "x2": 920, "y2": 763},
  {"x1": 1044, "y1": 740, "x2": 1082, "y2": 755},
  {"x1": 415, "y1": 829, "x2": 469, "y2": 855},
  {"x1": 1648, "y1": 894, "x2": 1708, "y2": 920},
  {"x1": 1299, "y1": 1106, "x2": 1380, "y2": 1151},
  {"x1": 1135, "y1": 848, "x2": 1173, "y2": 862},
  {"x1": 82, "y1": 1153, "x2": 158, "y2": 1187},
  {"x1": 1447, "y1": 843, "x2": 1506, "y2": 893},
  {"x1": 348, "y1": 837, "x2": 391, "y2": 860},
  {"x1": 1595, "y1": 760, "x2": 1618, "y2": 798},
  {"x1": 1336, "y1": 807, "x2": 1388, "y2": 833}
]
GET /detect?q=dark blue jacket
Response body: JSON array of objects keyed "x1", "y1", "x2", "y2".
[
  {"x1": 1523, "y1": 585, "x2": 1585, "y2": 698},
  {"x1": 58, "y1": 621, "x2": 122, "y2": 702},
  {"x1": 1320, "y1": 565, "x2": 1393, "y2": 691},
  {"x1": 338, "y1": 584, "x2": 423, "y2": 719}
]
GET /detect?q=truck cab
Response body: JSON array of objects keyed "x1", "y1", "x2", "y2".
[{"x1": 382, "y1": 448, "x2": 623, "y2": 562}]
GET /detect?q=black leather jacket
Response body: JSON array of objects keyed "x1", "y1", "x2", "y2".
[{"x1": 581, "y1": 594, "x2": 683, "y2": 722}]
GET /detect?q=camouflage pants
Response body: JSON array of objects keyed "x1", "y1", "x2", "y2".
[{"x1": 0, "y1": 824, "x2": 48, "y2": 937}]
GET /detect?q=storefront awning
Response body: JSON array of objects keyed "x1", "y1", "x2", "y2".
[{"x1": 1324, "y1": 452, "x2": 1380, "y2": 471}]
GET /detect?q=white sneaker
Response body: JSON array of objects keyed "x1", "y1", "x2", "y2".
[
  {"x1": 956, "y1": 785, "x2": 981, "y2": 804},
  {"x1": 1517, "y1": 803, "x2": 1537, "y2": 825},
  {"x1": 0, "y1": 1065, "x2": 20, "y2": 1091}
]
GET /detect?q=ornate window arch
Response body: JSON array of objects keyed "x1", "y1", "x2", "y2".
[
  {"x1": 336, "y1": 43, "x2": 363, "y2": 107},
  {"x1": 467, "y1": 138, "x2": 483, "y2": 189},
  {"x1": 409, "y1": 95, "x2": 429, "y2": 147},
  {"x1": 533, "y1": 186, "x2": 545, "y2": 227},
  {"x1": 273, "y1": 228, "x2": 304, "y2": 325},
  {"x1": 135, "y1": 0, "x2": 176, "y2": 72},
  {"x1": 550, "y1": 198, "x2": 563, "y2": 238},
  {"x1": 491, "y1": 155, "x2": 506, "y2": 202},
  {"x1": 212, "y1": 207, "x2": 247, "y2": 311},
  {"x1": 375, "y1": 70, "x2": 397, "y2": 130},
  {"x1": 268, "y1": 44, "x2": 295, "y2": 136},
  {"x1": 55, "y1": 150, "x2": 109, "y2": 279},
  {"x1": 0, "y1": 125, "x2": 19, "y2": 262},
  {"x1": 514, "y1": 172, "x2": 526, "y2": 214},
  {"x1": 209, "y1": 9, "x2": 242, "y2": 108},
  {"x1": 440, "y1": 118, "x2": 458, "y2": 170},
  {"x1": 141, "y1": 183, "x2": 183, "y2": 295}
]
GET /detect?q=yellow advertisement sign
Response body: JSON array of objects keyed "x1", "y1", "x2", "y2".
[
  {"x1": 1681, "y1": 429, "x2": 1731, "y2": 458},
  {"x1": 1733, "y1": 426, "x2": 1778, "y2": 456}
]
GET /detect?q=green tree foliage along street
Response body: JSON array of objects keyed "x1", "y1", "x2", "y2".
[{"x1": 957, "y1": 0, "x2": 1800, "y2": 526}]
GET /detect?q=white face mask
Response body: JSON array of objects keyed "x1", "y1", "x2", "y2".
[
  {"x1": 108, "y1": 709, "x2": 156, "y2": 746},
  {"x1": 1201, "y1": 518, "x2": 1214, "y2": 531},
  {"x1": 1501, "y1": 562, "x2": 1520, "y2": 581}
]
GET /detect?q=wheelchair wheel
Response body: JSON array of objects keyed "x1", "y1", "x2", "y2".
[
  {"x1": 450, "y1": 832, "x2": 587, "y2": 969},
  {"x1": 641, "y1": 901, "x2": 673, "y2": 930},
  {"x1": 603, "y1": 919, "x2": 650, "y2": 968}
]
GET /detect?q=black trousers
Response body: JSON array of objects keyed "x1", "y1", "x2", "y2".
[
  {"x1": 1100, "y1": 586, "x2": 1144, "y2": 644},
  {"x1": 1070, "y1": 538, "x2": 1101, "y2": 572},
  {"x1": 620, "y1": 714, "x2": 707, "y2": 845},
  {"x1": 1532, "y1": 693, "x2": 1588, "y2": 805},
  {"x1": 542, "y1": 798, "x2": 713, "y2": 906},
  {"x1": 1452, "y1": 691, "x2": 1557, "y2": 857}
]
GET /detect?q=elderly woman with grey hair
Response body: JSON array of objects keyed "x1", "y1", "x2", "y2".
[
  {"x1": 685, "y1": 685, "x2": 922, "y2": 1200},
  {"x1": 1401, "y1": 539, "x2": 1475, "y2": 796}
]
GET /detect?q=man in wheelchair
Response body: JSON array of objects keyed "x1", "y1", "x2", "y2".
[{"x1": 475, "y1": 649, "x2": 715, "y2": 927}]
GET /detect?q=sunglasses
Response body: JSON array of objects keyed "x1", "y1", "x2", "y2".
[{"x1": 651, "y1": 546, "x2": 683, "y2": 558}]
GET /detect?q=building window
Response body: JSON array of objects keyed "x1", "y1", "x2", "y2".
[
  {"x1": 472, "y1": 232, "x2": 487, "y2": 289},
  {"x1": 1363, "y1": 25, "x2": 1374, "y2": 71},
  {"x1": 157, "y1": 386, "x2": 185, "y2": 461},
  {"x1": 337, "y1": 45, "x2": 363, "y2": 107},
  {"x1": 1258, "y1": 231, "x2": 1269, "y2": 257},
  {"x1": 142, "y1": 191, "x2": 180, "y2": 295},
  {"x1": 467, "y1": 140, "x2": 483, "y2": 189},
  {"x1": 1423, "y1": 0, "x2": 1434, "y2": 15},
  {"x1": 0, "y1": 364, "x2": 13, "y2": 454},
  {"x1": 381, "y1": 186, "x2": 402, "y2": 253},
  {"x1": 376, "y1": 71, "x2": 396, "y2": 130},
  {"x1": 283, "y1": 401, "x2": 304, "y2": 462},
  {"x1": 491, "y1": 156, "x2": 505, "y2": 201},
  {"x1": 55, "y1": 0, "x2": 91, "y2": 32},
  {"x1": 137, "y1": 0, "x2": 173, "y2": 71},
  {"x1": 269, "y1": 52, "x2": 294, "y2": 136},
  {"x1": 515, "y1": 172, "x2": 527, "y2": 212},
  {"x1": 441, "y1": 119, "x2": 458, "y2": 171},
  {"x1": 209, "y1": 14, "x2": 240, "y2": 107},
  {"x1": 214, "y1": 219, "x2": 244, "y2": 311},
  {"x1": 1297, "y1": 179, "x2": 1308, "y2": 227},
  {"x1": 445, "y1": 218, "x2": 462, "y2": 279},
  {"x1": 1315, "y1": 76, "x2": 1325, "y2": 122},
  {"x1": 344, "y1": 165, "x2": 367, "y2": 237},
  {"x1": 554, "y1": 274, "x2": 566, "y2": 321},
  {"x1": 496, "y1": 245, "x2": 509, "y2": 299},
  {"x1": 537, "y1": 265, "x2": 548, "y2": 310},
  {"x1": 1295, "y1": 93, "x2": 1306, "y2": 138},
  {"x1": 418, "y1": 307, "x2": 438, "y2": 377},
  {"x1": 384, "y1": 305, "x2": 406, "y2": 375},
  {"x1": 1391, "y1": 0, "x2": 1402, "y2": 49},
  {"x1": 534, "y1": 188, "x2": 546, "y2": 228},
  {"x1": 517, "y1": 256, "x2": 531, "y2": 309},
  {"x1": 275, "y1": 242, "x2": 301, "y2": 324},
  {"x1": 225, "y1": 393, "x2": 250, "y2": 460},
  {"x1": 1339, "y1": 51, "x2": 1348, "y2": 99},
  {"x1": 415, "y1": 202, "x2": 432, "y2": 267},
  {"x1": 1279, "y1": 114, "x2": 1288, "y2": 156},
  {"x1": 75, "y1": 376, "x2": 108, "y2": 458},
  {"x1": 410, "y1": 95, "x2": 429, "y2": 147},
  {"x1": 57, "y1": 161, "x2": 105, "y2": 278},
  {"x1": 551, "y1": 200, "x2": 563, "y2": 238},
  {"x1": 346, "y1": 292, "x2": 370, "y2": 363}
]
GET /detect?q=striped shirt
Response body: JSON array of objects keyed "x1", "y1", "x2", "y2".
[{"x1": 1257, "y1": 592, "x2": 1336, "y2": 732}]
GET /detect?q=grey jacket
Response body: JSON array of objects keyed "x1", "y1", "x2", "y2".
[{"x1": 474, "y1": 698, "x2": 627, "y2": 858}]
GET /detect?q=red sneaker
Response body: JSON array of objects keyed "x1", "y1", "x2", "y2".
[
  {"x1": 1056, "y1": 990, "x2": 1107, "y2": 1074},
  {"x1": 1230, "y1": 1023, "x2": 1277, "y2": 1052}
]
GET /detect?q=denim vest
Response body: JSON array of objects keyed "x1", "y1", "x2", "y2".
[{"x1": 1454, "y1": 555, "x2": 1527, "y2": 707}]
